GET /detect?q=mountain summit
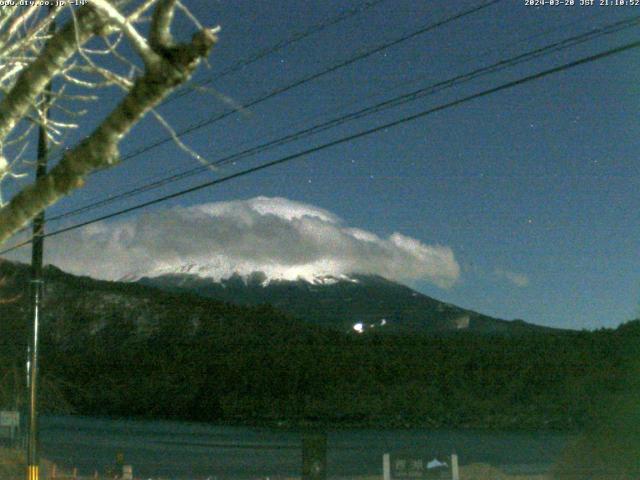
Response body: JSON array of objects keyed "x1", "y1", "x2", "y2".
[{"x1": 139, "y1": 271, "x2": 553, "y2": 335}]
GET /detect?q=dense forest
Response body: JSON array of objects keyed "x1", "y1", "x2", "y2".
[
  {"x1": 0, "y1": 261, "x2": 638, "y2": 430},
  {"x1": 43, "y1": 319, "x2": 637, "y2": 430}
]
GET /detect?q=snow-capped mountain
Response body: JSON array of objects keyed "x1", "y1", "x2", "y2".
[
  {"x1": 119, "y1": 262, "x2": 362, "y2": 286},
  {"x1": 137, "y1": 270, "x2": 553, "y2": 335}
]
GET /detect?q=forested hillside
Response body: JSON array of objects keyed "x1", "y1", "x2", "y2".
[{"x1": 0, "y1": 260, "x2": 637, "y2": 430}]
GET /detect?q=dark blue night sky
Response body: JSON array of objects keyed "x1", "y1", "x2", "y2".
[{"x1": 5, "y1": 0, "x2": 640, "y2": 329}]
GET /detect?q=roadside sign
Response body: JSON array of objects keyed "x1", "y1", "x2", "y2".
[
  {"x1": 0, "y1": 411, "x2": 19, "y2": 442},
  {"x1": 383, "y1": 453, "x2": 458, "y2": 480},
  {"x1": 122, "y1": 465, "x2": 133, "y2": 480},
  {"x1": 0, "y1": 411, "x2": 19, "y2": 427}
]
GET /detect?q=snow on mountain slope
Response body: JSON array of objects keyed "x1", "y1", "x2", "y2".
[
  {"x1": 120, "y1": 262, "x2": 362, "y2": 286},
  {"x1": 138, "y1": 270, "x2": 556, "y2": 335}
]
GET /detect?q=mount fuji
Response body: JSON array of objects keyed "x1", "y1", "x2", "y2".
[{"x1": 136, "y1": 267, "x2": 555, "y2": 335}]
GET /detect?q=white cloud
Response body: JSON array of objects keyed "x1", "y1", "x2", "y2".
[
  {"x1": 6, "y1": 196, "x2": 460, "y2": 287},
  {"x1": 494, "y1": 268, "x2": 530, "y2": 288}
]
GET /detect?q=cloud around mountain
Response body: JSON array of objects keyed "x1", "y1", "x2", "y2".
[{"x1": 14, "y1": 197, "x2": 461, "y2": 287}]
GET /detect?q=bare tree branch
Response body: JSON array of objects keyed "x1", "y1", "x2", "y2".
[
  {"x1": 91, "y1": 0, "x2": 162, "y2": 67},
  {"x1": 0, "y1": 11, "x2": 219, "y2": 244},
  {"x1": 0, "y1": 5, "x2": 104, "y2": 143},
  {"x1": 150, "y1": 0, "x2": 177, "y2": 50}
]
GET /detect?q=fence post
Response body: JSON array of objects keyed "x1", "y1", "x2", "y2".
[
  {"x1": 451, "y1": 453, "x2": 459, "y2": 480},
  {"x1": 383, "y1": 453, "x2": 391, "y2": 480}
]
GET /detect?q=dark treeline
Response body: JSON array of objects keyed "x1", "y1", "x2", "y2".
[
  {"x1": 0, "y1": 261, "x2": 638, "y2": 430},
  {"x1": 45, "y1": 320, "x2": 635, "y2": 430}
]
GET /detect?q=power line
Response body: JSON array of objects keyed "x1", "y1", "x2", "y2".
[
  {"x1": 45, "y1": 14, "x2": 640, "y2": 223},
  {"x1": 31, "y1": 0, "x2": 502, "y2": 224},
  {"x1": 1, "y1": 37, "x2": 637, "y2": 256},
  {"x1": 83, "y1": 7, "x2": 607, "y2": 204},
  {"x1": 51, "y1": 9, "x2": 608, "y2": 221},
  {"x1": 104, "y1": 0, "x2": 503, "y2": 168},
  {"x1": 164, "y1": 0, "x2": 388, "y2": 106},
  {"x1": 41, "y1": 0, "x2": 500, "y2": 177}
]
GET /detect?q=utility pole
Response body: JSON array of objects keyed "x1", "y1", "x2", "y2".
[
  {"x1": 27, "y1": 10, "x2": 55, "y2": 480},
  {"x1": 26, "y1": 91, "x2": 49, "y2": 480}
]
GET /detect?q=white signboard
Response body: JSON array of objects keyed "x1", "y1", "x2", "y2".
[
  {"x1": 383, "y1": 453, "x2": 459, "y2": 480},
  {"x1": 122, "y1": 465, "x2": 133, "y2": 480},
  {"x1": 0, "y1": 411, "x2": 19, "y2": 428}
]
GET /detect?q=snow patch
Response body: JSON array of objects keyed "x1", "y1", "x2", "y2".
[{"x1": 123, "y1": 265, "x2": 362, "y2": 287}]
